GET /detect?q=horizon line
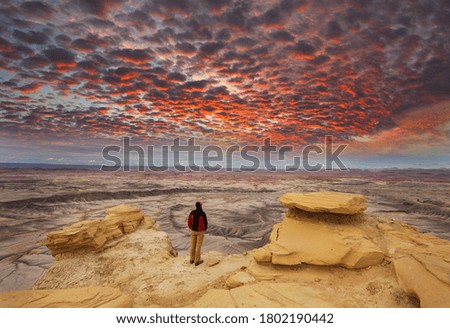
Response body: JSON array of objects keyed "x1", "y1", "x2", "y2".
[{"x1": 0, "y1": 162, "x2": 449, "y2": 171}]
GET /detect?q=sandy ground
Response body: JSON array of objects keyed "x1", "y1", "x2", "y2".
[{"x1": 0, "y1": 168, "x2": 449, "y2": 292}]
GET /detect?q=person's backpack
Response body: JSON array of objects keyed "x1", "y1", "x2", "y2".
[{"x1": 187, "y1": 210, "x2": 207, "y2": 231}]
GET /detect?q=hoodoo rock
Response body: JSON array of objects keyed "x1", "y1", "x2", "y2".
[
  {"x1": 255, "y1": 192, "x2": 384, "y2": 268},
  {"x1": 279, "y1": 192, "x2": 367, "y2": 215},
  {"x1": 45, "y1": 205, "x2": 144, "y2": 256}
]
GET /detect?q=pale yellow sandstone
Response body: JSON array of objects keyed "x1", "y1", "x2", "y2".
[
  {"x1": 207, "y1": 258, "x2": 220, "y2": 267},
  {"x1": 29, "y1": 199, "x2": 450, "y2": 308},
  {"x1": 279, "y1": 192, "x2": 367, "y2": 214},
  {"x1": 262, "y1": 217, "x2": 384, "y2": 268},
  {"x1": 226, "y1": 271, "x2": 255, "y2": 288},
  {"x1": 0, "y1": 287, "x2": 132, "y2": 308},
  {"x1": 45, "y1": 205, "x2": 144, "y2": 256},
  {"x1": 393, "y1": 256, "x2": 450, "y2": 307}
]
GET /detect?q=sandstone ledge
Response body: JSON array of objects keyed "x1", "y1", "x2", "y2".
[
  {"x1": 45, "y1": 205, "x2": 144, "y2": 256},
  {"x1": 257, "y1": 217, "x2": 384, "y2": 268},
  {"x1": 279, "y1": 192, "x2": 367, "y2": 215},
  {"x1": 258, "y1": 192, "x2": 382, "y2": 268},
  {"x1": 34, "y1": 213, "x2": 249, "y2": 307},
  {"x1": 393, "y1": 256, "x2": 450, "y2": 308},
  {"x1": 3, "y1": 196, "x2": 448, "y2": 308},
  {"x1": 0, "y1": 287, "x2": 132, "y2": 308}
]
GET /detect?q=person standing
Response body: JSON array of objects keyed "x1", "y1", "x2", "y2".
[{"x1": 187, "y1": 201, "x2": 208, "y2": 266}]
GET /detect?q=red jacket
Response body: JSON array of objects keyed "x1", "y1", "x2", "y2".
[{"x1": 188, "y1": 209, "x2": 208, "y2": 232}]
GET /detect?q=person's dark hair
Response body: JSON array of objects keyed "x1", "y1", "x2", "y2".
[{"x1": 195, "y1": 201, "x2": 202, "y2": 209}]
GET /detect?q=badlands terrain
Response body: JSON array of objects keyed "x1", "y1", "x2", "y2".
[{"x1": 0, "y1": 168, "x2": 449, "y2": 307}]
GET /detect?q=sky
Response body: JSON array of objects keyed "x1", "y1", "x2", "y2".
[{"x1": 0, "y1": 0, "x2": 449, "y2": 168}]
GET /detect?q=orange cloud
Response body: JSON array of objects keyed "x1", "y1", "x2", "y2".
[{"x1": 348, "y1": 100, "x2": 450, "y2": 156}]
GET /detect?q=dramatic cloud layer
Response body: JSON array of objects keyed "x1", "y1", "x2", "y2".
[{"x1": 0, "y1": 0, "x2": 449, "y2": 165}]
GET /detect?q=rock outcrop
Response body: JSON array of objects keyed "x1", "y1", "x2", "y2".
[
  {"x1": 45, "y1": 205, "x2": 144, "y2": 256},
  {"x1": 279, "y1": 192, "x2": 367, "y2": 215},
  {"x1": 192, "y1": 263, "x2": 417, "y2": 307},
  {"x1": 0, "y1": 287, "x2": 132, "y2": 308},
  {"x1": 255, "y1": 192, "x2": 384, "y2": 268},
  {"x1": 264, "y1": 216, "x2": 384, "y2": 268},
  {"x1": 2, "y1": 193, "x2": 449, "y2": 308},
  {"x1": 393, "y1": 256, "x2": 450, "y2": 308},
  {"x1": 378, "y1": 221, "x2": 450, "y2": 308},
  {"x1": 33, "y1": 205, "x2": 250, "y2": 307},
  {"x1": 226, "y1": 271, "x2": 256, "y2": 288}
]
